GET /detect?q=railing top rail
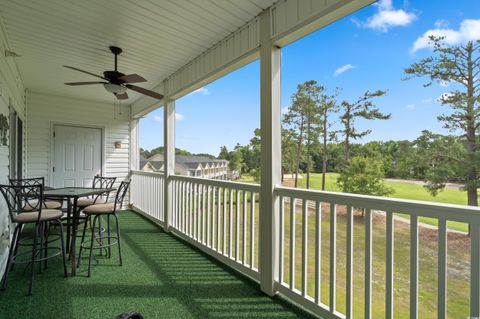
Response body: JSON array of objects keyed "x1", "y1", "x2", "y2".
[
  {"x1": 131, "y1": 170, "x2": 165, "y2": 178},
  {"x1": 170, "y1": 174, "x2": 260, "y2": 192},
  {"x1": 275, "y1": 186, "x2": 480, "y2": 224}
]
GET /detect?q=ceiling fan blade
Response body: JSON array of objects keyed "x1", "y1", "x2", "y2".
[
  {"x1": 63, "y1": 65, "x2": 107, "y2": 80},
  {"x1": 126, "y1": 84, "x2": 164, "y2": 100},
  {"x1": 118, "y1": 74, "x2": 147, "y2": 83},
  {"x1": 115, "y1": 92, "x2": 129, "y2": 100},
  {"x1": 65, "y1": 81, "x2": 106, "y2": 86}
]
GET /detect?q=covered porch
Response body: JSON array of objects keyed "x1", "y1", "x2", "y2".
[{"x1": 0, "y1": 1, "x2": 479, "y2": 319}]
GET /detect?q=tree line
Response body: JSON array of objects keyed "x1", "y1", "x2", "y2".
[{"x1": 218, "y1": 37, "x2": 480, "y2": 206}]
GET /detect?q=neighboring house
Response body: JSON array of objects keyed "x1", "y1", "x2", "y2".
[{"x1": 140, "y1": 153, "x2": 231, "y2": 180}]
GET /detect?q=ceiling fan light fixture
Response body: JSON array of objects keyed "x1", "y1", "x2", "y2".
[{"x1": 104, "y1": 83, "x2": 126, "y2": 94}]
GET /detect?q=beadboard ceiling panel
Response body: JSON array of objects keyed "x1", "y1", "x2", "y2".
[{"x1": 0, "y1": 0, "x2": 275, "y2": 103}]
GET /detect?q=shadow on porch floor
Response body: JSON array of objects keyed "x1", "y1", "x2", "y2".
[{"x1": 0, "y1": 211, "x2": 315, "y2": 319}]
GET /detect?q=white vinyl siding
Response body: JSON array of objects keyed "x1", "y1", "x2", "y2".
[
  {"x1": 25, "y1": 92, "x2": 131, "y2": 192},
  {"x1": 0, "y1": 97, "x2": 11, "y2": 276},
  {"x1": 0, "y1": 21, "x2": 25, "y2": 277}
]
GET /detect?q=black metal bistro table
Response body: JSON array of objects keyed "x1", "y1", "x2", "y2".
[{"x1": 44, "y1": 187, "x2": 116, "y2": 276}]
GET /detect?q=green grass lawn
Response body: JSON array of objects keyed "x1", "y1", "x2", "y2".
[
  {"x1": 294, "y1": 172, "x2": 468, "y2": 205},
  {"x1": 240, "y1": 173, "x2": 470, "y2": 232}
]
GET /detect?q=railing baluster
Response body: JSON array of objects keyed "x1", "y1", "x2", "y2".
[
  {"x1": 301, "y1": 199, "x2": 308, "y2": 297},
  {"x1": 365, "y1": 208, "x2": 372, "y2": 319},
  {"x1": 182, "y1": 181, "x2": 186, "y2": 233},
  {"x1": 315, "y1": 201, "x2": 321, "y2": 304},
  {"x1": 346, "y1": 205, "x2": 353, "y2": 319},
  {"x1": 202, "y1": 184, "x2": 206, "y2": 244},
  {"x1": 410, "y1": 215, "x2": 418, "y2": 319},
  {"x1": 471, "y1": 223, "x2": 480, "y2": 317},
  {"x1": 189, "y1": 182, "x2": 193, "y2": 236},
  {"x1": 192, "y1": 183, "x2": 196, "y2": 239},
  {"x1": 176, "y1": 181, "x2": 180, "y2": 230},
  {"x1": 169, "y1": 179, "x2": 173, "y2": 227},
  {"x1": 178, "y1": 181, "x2": 181, "y2": 230},
  {"x1": 229, "y1": 189, "x2": 233, "y2": 258},
  {"x1": 290, "y1": 197, "x2": 296, "y2": 290},
  {"x1": 217, "y1": 187, "x2": 222, "y2": 251},
  {"x1": 173, "y1": 180, "x2": 177, "y2": 229},
  {"x1": 236, "y1": 190, "x2": 240, "y2": 262},
  {"x1": 176, "y1": 180, "x2": 179, "y2": 230},
  {"x1": 208, "y1": 186, "x2": 213, "y2": 248},
  {"x1": 224, "y1": 188, "x2": 227, "y2": 255},
  {"x1": 243, "y1": 190, "x2": 247, "y2": 265},
  {"x1": 279, "y1": 196, "x2": 284, "y2": 284},
  {"x1": 250, "y1": 192, "x2": 255, "y2": 268},
  {"x1": 438, "y1": 219, "x2": 447, "y2": 319},
  {"x1": 386, "y1": 210, "x2": 394, "y2": 319},
  {"x1": 185, "y1": 182, "x2": 189, "y2": 235},
  {"x1": 179, "y1": 181, "x2": 183, "y2": 232},
  {"x1": 329, "y1": 203, "x2": 336, "y2": 312},
  {"x1": 157, "y1": 177, "x2": 159, "y2": 220}
]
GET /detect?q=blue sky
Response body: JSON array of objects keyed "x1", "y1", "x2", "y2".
[{"x1": 140, "y1": 0, "x2": 480, "y2": 156}]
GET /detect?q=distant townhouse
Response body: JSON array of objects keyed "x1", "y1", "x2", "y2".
[{"x1": 140, "y1": 154, "x2": 231, "y2": 180}]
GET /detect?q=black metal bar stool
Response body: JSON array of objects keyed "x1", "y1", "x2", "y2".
[
  {"x1": 8, "y1": 177, "x2": 63, "y2": 272},
  {"x1": 77, "y1": 180, "x2": 130, "y2": 277},
  {"x1": 75, "y1": 176, "x2": 117, "y2": 255},
  {"x1": 0, "y1": 183, "x2": 68, "y2": 295}
]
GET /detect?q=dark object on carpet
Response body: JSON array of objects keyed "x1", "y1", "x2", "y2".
[{"x1": 116, "y1": 311, "x2": 144, "y2": 319}]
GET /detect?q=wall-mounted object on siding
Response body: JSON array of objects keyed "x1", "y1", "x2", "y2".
[
  {"x1": 114, "y1": 141, "x2": 122, "y2": 149},
  {"x1": 0, "y1": 113, "x2": 8, "y2": 146}
]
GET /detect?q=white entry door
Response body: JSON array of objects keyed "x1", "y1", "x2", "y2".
[{"x1": 53, "y1": 125, "x2": 102, "y2": 188}]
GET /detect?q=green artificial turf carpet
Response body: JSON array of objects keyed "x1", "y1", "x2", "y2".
[{"x1": 0, "y1": 211, "x2": 314, "y2": 319}]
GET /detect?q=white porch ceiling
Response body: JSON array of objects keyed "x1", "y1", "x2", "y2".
[{"x1": 0, "y1": 0, "x2": 276, "y2": 104}]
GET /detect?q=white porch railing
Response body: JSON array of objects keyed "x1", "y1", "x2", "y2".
[
  {"x1": 130, "y1": 171, "x2": 480, "y2": 319},
  {"x1": 130, "y1": 171, "x2": 165, "y2": 224},
  {"x1": 170, "y1": 175, "x2": 260, "y2": 280},
  {"x1": 275, "y1": 186, "x2": 480, "y2": 319}
]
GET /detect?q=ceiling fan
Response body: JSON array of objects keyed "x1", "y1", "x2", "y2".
[{"x1": 64, "y1": 46, "x2": 163, "y2": 100}]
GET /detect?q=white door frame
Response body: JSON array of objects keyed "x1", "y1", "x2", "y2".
[{"x1": 49, "y1": 122, "x2": 106, "y2": 187}]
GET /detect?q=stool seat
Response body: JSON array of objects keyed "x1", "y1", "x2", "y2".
[
  {"x1": 24, "y1": 200, "x2": 62, "y2": 211},
  {"x1": 77, "y1": 197, "x2": 103, "y2": 208},
  {"x1": 13, "y1": 209, "x2": 63, "y2": 223},
  {"x1": 83, "y1": 203, "x2": 115, "y2": 215}
]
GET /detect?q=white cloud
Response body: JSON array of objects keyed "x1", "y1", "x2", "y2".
[
  {"x1": 434, "y1": 19, "x2": 449, "y2": 29},
  {"x1": 411, "y1": 19, "x2": 480, "y2": 52},
  {"x1": 406, "y1": 104, "x2": 416, "y2": 110},
  {"x1": 153, "y1": 115, "x2": 162, "y2": 122},
  {"x1": 175, "y1": 113, "x2": 184, "y2": 121},
  {"x1": 356, "y1": 0, "x2": 416, "y2": 32},
  {"x1": 439, "y1": 81, "x2": 450, "y2": 88},
  {"x1": 334, "y1": 64, "x2": 356, "y2": 77},
  {"x1": 188, "y1": 87, "x2": 210, "y2": 96},
  {"x1": 281, "y1": 106, "x2": 289, "y2": 115},
  {"x1": 421, "y1": 98, "x2": 433, "y2": 104}
]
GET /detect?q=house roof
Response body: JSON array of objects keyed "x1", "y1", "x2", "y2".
[
  {"x1": 139, "y1": 155, "x2": 149, "y2": 170},
  {"x1": 145, "y1": 154, "x2": 227, "y2": 171},
  {"x1": 149, "y1": 161, "x2": 164, "y2": 171}
]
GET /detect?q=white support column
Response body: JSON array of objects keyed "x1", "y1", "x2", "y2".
[
  {"x1": 129, "y1": 118, "x2": 140, "y2": 171},
  {"x1": 128, "y1": 118, "x2": 139, "y2": 205},
  {"x1": 164, "y1": 97, "x2": 175, "y2": 232},
  {"x1": 259, "y1": 9, "x2": 281, "y2": 296}
]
